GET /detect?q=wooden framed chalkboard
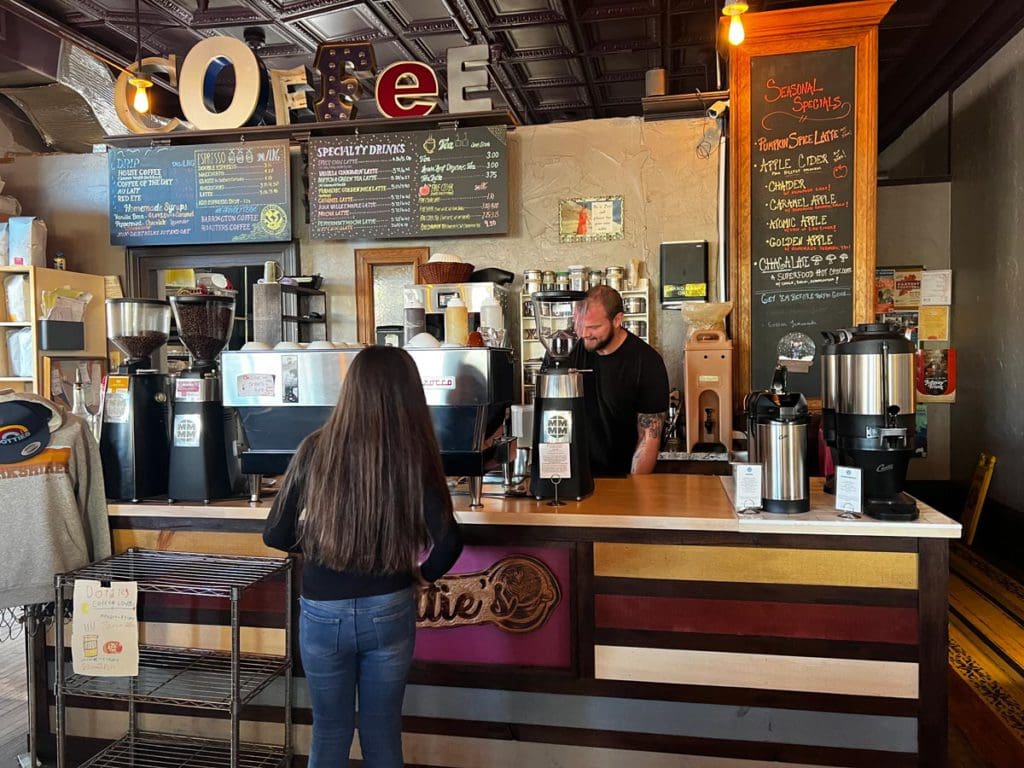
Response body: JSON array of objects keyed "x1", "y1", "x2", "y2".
[
  {"x1": 729, "y1": 0, "x2": 894, "y2": 407},
  {"x1": 109, "y1": 140, "x2": 292, "y2": 246}
]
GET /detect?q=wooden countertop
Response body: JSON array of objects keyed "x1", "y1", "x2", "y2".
[{"x1": 107, "y1": 474, "x2": 960, "y2": 539}]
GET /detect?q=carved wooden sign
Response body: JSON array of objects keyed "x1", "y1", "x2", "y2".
[{"x1": 416, "y1": 555, "x2": 561, "y2": 633}]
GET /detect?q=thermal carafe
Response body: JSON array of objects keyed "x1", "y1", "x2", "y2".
[{"x1": 745, "y1": 366, "x2": 810, "y2": 513}]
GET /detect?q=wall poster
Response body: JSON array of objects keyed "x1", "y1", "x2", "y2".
[{"x1": 559, "y1": 196, "x2": 624, "y2": 242}]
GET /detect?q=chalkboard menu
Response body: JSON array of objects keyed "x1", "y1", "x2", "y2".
[
  {"x1": 308, "y1": 126, "x2": 508, "y2": 240},
  {"x1": 749, "y1": 48, "x2": 856, "y2": 397},
  {"x1": 109, "y1": 140, "x2": 291, "y2": 246}
]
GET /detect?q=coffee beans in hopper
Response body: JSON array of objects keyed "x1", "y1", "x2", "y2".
[
  {"x1": 113, "y1": 331, "x2": 168, "y2": 359},
  {"x1": 176, "y1": 303, "x2": 233, "y2": 361}
]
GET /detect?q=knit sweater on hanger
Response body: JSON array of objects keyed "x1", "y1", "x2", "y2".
[{"x1": 0, "y1": 392, "x2": 110, "y2": 608}]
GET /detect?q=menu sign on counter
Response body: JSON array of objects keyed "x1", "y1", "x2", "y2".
[
  {"x1": 748, "y1": 48, "x2": 856, "y2": 398},
  {"x1": 308, "y1": 126, "x2": 508, "y2": 240},
  {"x1": 109, "y1": 140, "x2": 291, "y2": 246}
]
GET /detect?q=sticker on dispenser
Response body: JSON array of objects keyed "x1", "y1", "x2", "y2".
[
  {"x1": 538, "y1": 442, "x2": 572, "y2": 480},
  {"x1": 173, "y1": 414, "x2": 202, "y2": 447},
  {"x1": 732, "y1": 463, "x2": 763, "y2": 512},
  {"x1": 174, "y1": 378, "x2": 203, "y2": 402},
  {"x1": 71, "y1": 579, "x2": 139, "y2": 677},
  {"x1": 835, "y1": 466, "x2": 863, "y2": 515},
  {"x1": 281, "y1": 354, "x2": 299, "y2": 403},
  {"x1": 236, "y1": 373, "x2": 276, "y2": 398}
]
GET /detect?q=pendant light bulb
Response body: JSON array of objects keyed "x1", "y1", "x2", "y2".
[
  {"x1": 129, "y1": 75, "x2": 153, "y2": 114},
  {"x1": 728, "y1": 14, "x2": 746, "y2": 46}
]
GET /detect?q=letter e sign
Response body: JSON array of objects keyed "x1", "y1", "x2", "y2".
[{"x1": 375, "y1": 61, "x2": 439, "y2": 118}]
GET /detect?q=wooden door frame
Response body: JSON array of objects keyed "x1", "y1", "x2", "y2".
[{"x1": 354, "y1": 247, "x2": 429, "y2": 345}]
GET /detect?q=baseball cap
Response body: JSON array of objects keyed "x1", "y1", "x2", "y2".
[{"x1": 0, "y1": 400, "x2": 53, "y2": 463}]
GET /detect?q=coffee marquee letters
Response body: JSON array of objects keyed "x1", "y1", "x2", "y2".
[{"x1": 115, "y1": 37, "x2": 493, "y2": 135}]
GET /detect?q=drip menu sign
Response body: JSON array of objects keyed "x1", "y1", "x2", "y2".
[
  {"x1": 308, "y1": 126, "x2": 508, "y2": 240},
  {"x1": 748, "y1": 48, "x2": 856, "y2": 397},
  {"x1": 108, "y1": 140, "x2": 291, "y2": 246}
]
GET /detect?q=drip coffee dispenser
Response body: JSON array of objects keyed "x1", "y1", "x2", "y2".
[
  {"x1": 100, "y1": 298, "x2": 172, "y2": 501},
  {"x1": 167, "y1": 294, "x2": 237, "y2": 502},
  {"x1": 530, "y1": 290, "x2": 593, "y2": 502}
]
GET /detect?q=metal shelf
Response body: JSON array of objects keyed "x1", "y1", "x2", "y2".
[
  {"x1": 59, "y1": 549, "x2": 290, "y2": 598},
  {"x1": 77, "y1": 733, "x2": 287, "y2": 768},
  {"x1": 62, "y1": 646, "x2": 289, "y2": 710}
]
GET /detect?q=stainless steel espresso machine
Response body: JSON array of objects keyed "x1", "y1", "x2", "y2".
[
  {"x1": 167, "y1": 294, "x2": 238, "y2": 503},
  {"x1": 821, "y1": 322, "x2": 918, "y2": 520},
  {"x1": 99, "y1": 298, "x2": 172, "y2": 501},
  {"x1": 222, "y1": 347, "x2": 515, "y2": 506},
  {"x1": 530, "y1": 291, "x2": 593, "y2": 502}
]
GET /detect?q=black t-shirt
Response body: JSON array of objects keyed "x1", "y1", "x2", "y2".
[{"x1": 564, "y1": 331, "x2": 669, "y2": 476}]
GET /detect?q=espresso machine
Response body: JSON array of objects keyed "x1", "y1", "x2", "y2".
[
  {"x1": 745, "y1": 366, "x2": 810, "y2": 513},
  {"x1": 167, "y1": 294, "x2": 237, "y2": 503},
  {"x1": 99, "y1": 298, "x2": 172, "y2": 501},
  {"x1": 530, "y1": 290, "x2": 593, "y2": 501},
  {"x1": 821, "y1": 323, "x2": 918, "y2": 520},
  {"x1": 221, "y1": 347, "x2": 515, "y2": 506}
]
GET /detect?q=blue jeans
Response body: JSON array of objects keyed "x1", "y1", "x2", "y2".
[{"x1": 299, "y1": 587, "x2": 416, "y2": 768}]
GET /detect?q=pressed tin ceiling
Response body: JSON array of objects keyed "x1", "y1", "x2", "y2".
[{"x1": 0, "y1": 0, "x2": 1022, "y2": 148}]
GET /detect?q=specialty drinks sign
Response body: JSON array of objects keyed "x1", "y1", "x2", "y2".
[
  {"x1": 108, "y1": 140, "x2": 291, "y2": 246},
  {"x1": 308, "y1": 126, "x2": 509, "y2": 240}
]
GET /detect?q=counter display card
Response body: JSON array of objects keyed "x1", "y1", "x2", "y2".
[
  {"x1": 749, "y1": 48, "x2": 856, "y2": 397},
  {"x1": 308, "y1": 126, "x2": 508, "y2": 240},
  {"x1": 109, "y1": 140, "x2": 291, "y2": 246}
]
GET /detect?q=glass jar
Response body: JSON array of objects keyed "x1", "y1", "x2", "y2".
[
  {"x1": 605, "y1": 266, "x2": 625, "y2": 291},
  {"x1": 523, "y1": 269, "x2": 543, "y2": 295},
  {"x1": 623, "y1": 295, "x2": 647, "y2": 315},
  {"x1": 623, "y1": 319, "x2": 647, "y2": 338},
  {"x1": 555, "y1": 271, "x2": 570, "y2": 291},
  {"x1": 568, "y1": 265, "x2": 587, "y2": 292},
  {"x1": 588, "y1": 269, "x2": 604, "y2": 287},
  {"x1": 541, "y1": 270, "x2": 556, "y2": 291}
]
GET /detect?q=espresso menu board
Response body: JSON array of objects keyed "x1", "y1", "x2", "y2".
[
  {"x1": 308, "y1": 126, "x2": 508, "y2": 240},
  {"x1": 749, "y1": 48, "x2": 856, "y2": 397},
  {"x1": 108, "y1": 140, "x2": 291, "y2": 246}
]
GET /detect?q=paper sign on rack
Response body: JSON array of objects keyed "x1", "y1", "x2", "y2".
[
  {"x1": 71, "y1": 580, "x2": 139, "y2": 677},
  {"x1": 733, "y1": 463, "x2": 763, "y2": 511},
  {"x1": 920, "y1": 269, "x2": 952, "y2": 305},
  {"x1": 835, "y1": 466, "x2": 863, "y2": 514}
]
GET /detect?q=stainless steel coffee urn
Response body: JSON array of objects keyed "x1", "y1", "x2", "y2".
[
  {"x1": 745, "y1": 366, "x2": 810, "y2": 513},
  {"x1": 821, "y1": 323, "x2": 918, "y2": 520}
]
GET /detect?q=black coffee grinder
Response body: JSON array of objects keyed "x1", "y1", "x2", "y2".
[
  {"x1": 100, "y1": 298, "x2": 172, "y2": 501},
  {"x1": 167, "y1": 294, "x2": 237, "y2": 503},
  {"x1": 530, "y1": 290, "x2": 593, "y2": 502}
]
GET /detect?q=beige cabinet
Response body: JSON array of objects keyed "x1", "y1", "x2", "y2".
[{"x1": 0, "y1": 265, "x2": 107, "y2": 401}]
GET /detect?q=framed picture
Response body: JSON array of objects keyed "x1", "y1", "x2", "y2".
[
  {"x1": 43, "y1": 356, "x2": 106, "y2": 414},
  {"x1": 558, "y1": 196, "x2": 624, "y2": 242}
]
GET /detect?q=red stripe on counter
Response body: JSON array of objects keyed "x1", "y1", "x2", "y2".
[{"x1": 595, "y1": 595, "x2": 918, "y2": 644}]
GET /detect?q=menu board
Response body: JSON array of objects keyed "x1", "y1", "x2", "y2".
[
  {"x1": 308, "y1": 126, "x2": 508, "y2": 240},
  {"x1": 749, "y1": 48, "x2": 856, "y2": 397},
  {"x1": 109, "y1": 140, "x2": 291, "y2": 246}
]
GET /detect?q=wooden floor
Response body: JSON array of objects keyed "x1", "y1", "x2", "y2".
[{"x1": 0, "y1": 631, "x2": 28, "y2": 766}]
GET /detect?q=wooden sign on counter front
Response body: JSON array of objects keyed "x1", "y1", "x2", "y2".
[{"x1": 728, "y1": 0, "x2": 894, "y2": 407}]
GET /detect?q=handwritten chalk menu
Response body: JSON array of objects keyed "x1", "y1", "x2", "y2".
[
  {"x1": 308, "y1": 126, "x2": 508, "y2": 239},
  {"x1": 108, "y1": 140, "x2": 291, "y2": 246},
  {"x1": 749, "y1": 48, "x2": 855, "y2": 397}
]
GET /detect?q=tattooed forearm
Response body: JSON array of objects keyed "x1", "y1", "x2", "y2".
[{"x1": 631, "y1": 412, "x2": 666, "y2": 474}]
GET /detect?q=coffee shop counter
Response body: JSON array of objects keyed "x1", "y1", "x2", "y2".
[{"x1": 57, "y1": 476, "x2": 958, "y2": 767}]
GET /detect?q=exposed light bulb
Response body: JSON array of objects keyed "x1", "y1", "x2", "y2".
[
  {"x1": 133, "y1": 84, "x2": 150, "y2": 113},
  {"x1": 728, "y1": 14, "x2": 746, "y2": 46}
]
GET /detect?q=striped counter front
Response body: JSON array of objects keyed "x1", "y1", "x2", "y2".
[{"x1": 46, "y1": 475, "x2": 958, "y2": 768}]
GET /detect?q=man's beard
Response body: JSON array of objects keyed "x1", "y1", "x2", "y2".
[{"x1": 585, "y1": 328, "x2": 615, "y2": 352}]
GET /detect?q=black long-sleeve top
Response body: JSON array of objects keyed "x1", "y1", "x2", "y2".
[{"x1": 263, "y1": 464, "x2": 463, "y2": 600}]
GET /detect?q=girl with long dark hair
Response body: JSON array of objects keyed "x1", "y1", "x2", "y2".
[{"x1": 263, "y1": 346, "x2": 463, "y2": 767}]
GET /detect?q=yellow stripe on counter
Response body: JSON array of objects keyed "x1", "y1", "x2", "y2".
[
  {"x1": 59, "y1": 707, "x2": 832, "y2": 768},
  {"x1": 593, "y1": 543, "x2": 918, "y2": 589},
  {"x1": 49, "y1": 622, "x2": 285, "y2": 655},
  {"x1": 595, "y1": 645, "x2": 919, "y2": 699},
  {"x1": 112, "y1": 529, "x2": 281, "y2": 557}
]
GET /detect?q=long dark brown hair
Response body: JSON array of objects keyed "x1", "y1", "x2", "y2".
[{"x1": 286, "y1": 346, "x2": 452, "y2": 573}]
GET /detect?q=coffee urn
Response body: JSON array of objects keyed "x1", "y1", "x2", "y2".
[
  {"x1": 745, "y1": 366, "x2": 810, "y2": 513},
  {"x1": 821, "y1": 323, "x2": 918, "y2": 520}
]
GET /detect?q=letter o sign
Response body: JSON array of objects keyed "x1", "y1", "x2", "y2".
[{"x1": 179, "y1": 37, "x2": 263, "y2": 130}]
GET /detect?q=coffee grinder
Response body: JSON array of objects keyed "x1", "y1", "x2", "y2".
[
  {"x1": 100, "y1": 298, "x2": 172, "y2": 501},
  {"x1": 167, "y1": 293, "x2": 237, "y2": 503},
  {"x1": 530, "y1": 290, "x2": 593, "y2": 502}
]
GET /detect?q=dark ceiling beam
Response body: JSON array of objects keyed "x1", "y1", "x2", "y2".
[
  {"x1": 233, "y1": 0, "x2": 318, "y2": 53},
  {"x1": 878, "y1": 0, "x2": 1024, "y2": 148},
  {"x1": 557, "y1": 0, "x2": 602, "y2": 118}
]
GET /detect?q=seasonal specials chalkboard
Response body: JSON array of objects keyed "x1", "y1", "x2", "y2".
[
  {"x1": 308, "y1": 126, "x2": 508, "y2": 240},
  {"x1": 108, "y1": 140, "x2": 291, "y2": 246},
  {"x1": 748, "y1": 47, "x2": 855, "y2": 397}
]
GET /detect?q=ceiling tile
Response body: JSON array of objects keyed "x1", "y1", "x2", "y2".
[{"x1": 297, "y1": 6, "x2": 387, "y2": 43}]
